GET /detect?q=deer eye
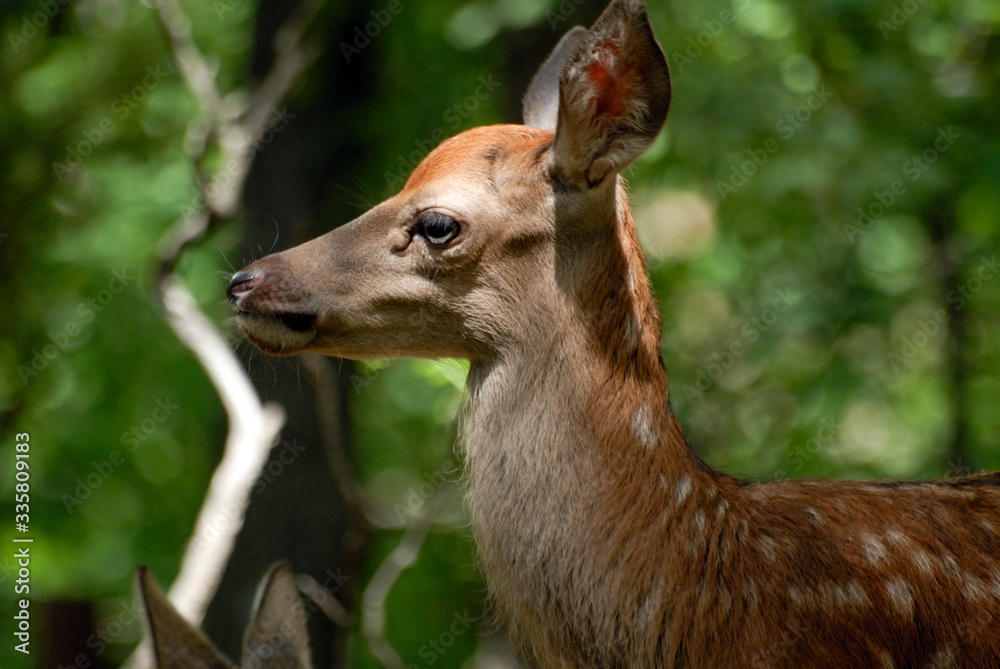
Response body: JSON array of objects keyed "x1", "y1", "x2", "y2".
[{"x1": 417, "y1": 212, "x2": 460, "y2": 246}]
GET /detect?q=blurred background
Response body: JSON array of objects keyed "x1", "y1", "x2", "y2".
[{"x1": 1, "y1": 0, "x2": 998, "y2": 666}]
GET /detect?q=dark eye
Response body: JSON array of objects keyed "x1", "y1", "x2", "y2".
[{"x1": 418, "y1": 212, "x2": 460, "y2": 246}]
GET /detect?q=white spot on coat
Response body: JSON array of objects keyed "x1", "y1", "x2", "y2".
[
  {"x1": 758, "y1": 535, "x2": 779, "y2": 563},
  {"x1": 885, "y1": 529, "x2": 912, "y2": 549},
  {"x1": 715, "y1": 498, "x2": 730, "y2": 519},
  {"x1": 885, "y1": 578, "x2": 914, "y2": 619},
  {"x1": 861, "y1": 533, "x2": 888, "y2": 566},
  {"x1": 911, "y1": 547, "x2": 936, "y2": 575},
  {"x1": 841, "y1": 581, "x2": 869, "y2": 609},
  {"x1": 963, "y1": 576, "x2": 990, "y2": 602},
  {"x1": 929, "y1": 647, "x2": 958, "y2": 668},
  {"x1": 941, "y1": 555, "x2": 962, "y2": 579},
  {"x1": 633, "y1": 404, "x2": 658, "y2": 450},
  {"x1": 675, "y1": 476, "x2": 692, "y2": 504}
]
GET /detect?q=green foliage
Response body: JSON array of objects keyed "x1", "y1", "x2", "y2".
[
  {"x1": 1, "y1": 0, "x2": 998, "y2": 667},
  {"x1": 638, "y1": 0, "x2": 1000, "y2": 486},
  {"x1": 0, "y1": 2, "x2": 251, "y2": 666}
]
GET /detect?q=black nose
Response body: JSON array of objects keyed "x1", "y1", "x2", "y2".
[{"x1": 227, "y1": 271, "x2": 261, "y2": 301}]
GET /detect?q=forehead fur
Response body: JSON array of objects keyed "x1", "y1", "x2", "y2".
[{"x1": 402, "y1": 125, "x2": 554, "y2": 194}]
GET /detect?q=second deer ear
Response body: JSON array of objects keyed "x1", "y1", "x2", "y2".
[
  {"x1": 553, "y1": 0, "x2": 671, "y2": 188},
  {"x1": 136, "y1": 566, "x2": 237, "y2": 669},
  {"x1": 242, "y1": 562, "x2": 314, "y2": 669},
  {"x1": 523, "y1": 26, "x2": 588, "y2": 130}
]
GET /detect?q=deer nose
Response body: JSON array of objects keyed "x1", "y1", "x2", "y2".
[{"x1": 227, "y1": 270, "x2": 263, "y2": 302}]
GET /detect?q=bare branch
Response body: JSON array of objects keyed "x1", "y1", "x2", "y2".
[
  {"x1": 301, "y1": 353, "x2": 372, "y2": 535},
  {"x1": 123, "y1": 2, "x2": 330, "y2": 667},
  {"x1": 124, "y1": 280, "x2": 285, "y2": 669},
  {"x1": 297, "y1": 572, "x2": 351, "y2": 628},
  {"x1": 245, "y1": 0, "x2": 326, "y2": 139},
  {"x1": 159, "y1": 278, "x2": 286, "y2": 621},
  {"x1": 362, "y1": 489, "x2": 450, "y2": 669},
  {"x1": 152, "y1": 0, "x2": 328, "y2": 271},
  {"x1": 151, "y1": 0, "x2": 223, "y2": 120}
]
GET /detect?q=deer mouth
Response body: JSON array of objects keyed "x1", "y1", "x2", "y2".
[
  {"x1": 235, "y1": 310, "x2": 318, "y2": 355},
  {"x1": 275, "y1": 311, "x2": 316, "y2": 333}
]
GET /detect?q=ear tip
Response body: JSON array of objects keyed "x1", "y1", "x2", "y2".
[
  {"x1": 269, "y1": 559, "x2": 294, "y2": 573},
  {"x1": 523, "y1": 26, "x2": 590, "y2": 129},
  {"x1": 136, "y1": 565, "x2": 155, "y2": 592},
  {"x1": 614, "y1": 0, "x2": 652, "y2": 13}
]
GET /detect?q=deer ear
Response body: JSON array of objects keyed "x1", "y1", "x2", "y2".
[
  {"x1": 136, "y1": 566, "x2": 236, "y2": 669},
  {"x1": 242, "y1": 562, "x2": 314, "y2": 669},
  {"x1": 523, "y1": 26, "x2": 588, "y2": 130},
  {"x1": 553, "y1": 0, "x2": 670, "y2": 188}
]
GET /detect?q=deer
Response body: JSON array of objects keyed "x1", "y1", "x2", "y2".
[
  {"x1": 136, "y1": 562, "x2": 314, "y2": 669},
  {"x1": 225, "y1": 0, "x2": 1000, "y2": 666}
]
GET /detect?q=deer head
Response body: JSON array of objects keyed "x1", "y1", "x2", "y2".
[{"x1": 227, "y1": 0, "x2": 669, "y2": 370}]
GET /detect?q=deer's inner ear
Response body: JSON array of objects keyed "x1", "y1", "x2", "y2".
[{"x1": 552, "y1": 1, "x2": 670, "y2": 188}]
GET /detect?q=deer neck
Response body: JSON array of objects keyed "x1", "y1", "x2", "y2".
[{"x1": 460, "y1": 192, "x2": 732, "y2": 653}]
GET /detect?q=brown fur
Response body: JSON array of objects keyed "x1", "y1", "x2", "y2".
[{"x1": 228, "y1": 1, "x2": 1000, "y2": 666}]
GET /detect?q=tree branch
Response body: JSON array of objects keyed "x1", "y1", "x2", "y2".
[
  {"x1": 362, "y1": 489, "x2": 450, "y2": 669},
  {"x1": 159, "y1": 278, "x2": 286, "y2": 620},
  {"x1": 124, "y1": 1, "x2": 329, "y2": 666},
  {"x1": 301, "y1": 353, "x2": 373, "y2": 538}
]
